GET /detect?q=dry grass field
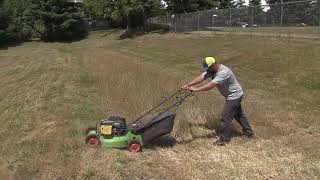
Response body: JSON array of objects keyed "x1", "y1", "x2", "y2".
[
  {"x1": 0, "y1": 31, "x2": 319, "y2": 179},
  {"x1": 192, "y1": 27, "x2": 320, "y2": 39}
]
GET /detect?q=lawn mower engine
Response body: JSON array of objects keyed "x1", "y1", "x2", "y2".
[{"x1": 99, "y1": 116, "x2": 127, "y2": 138}]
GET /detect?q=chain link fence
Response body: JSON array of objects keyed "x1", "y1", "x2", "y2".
[{"x1": 148, "y1": 0, "x2": 320, "y2": 38}]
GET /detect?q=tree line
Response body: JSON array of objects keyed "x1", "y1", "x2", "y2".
[
  {"x1": 0, "y1": 0, "x2": 86, "y2": 44},
  {"x1": 0, "y1": 0, "x2": 242, "y2": 43},
  {"x1": 1, "y1": 0, "x2": 319, "y2": 44},
  {"x1": 266, "y1": 0, "x2": 320, "y2": 26}
]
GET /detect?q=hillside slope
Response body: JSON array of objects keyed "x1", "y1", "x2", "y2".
[{"x1": 0, "y1": 31, "x2": 319, "y2": 179}]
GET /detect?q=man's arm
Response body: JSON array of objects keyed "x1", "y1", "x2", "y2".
[
  {"x1": 189, "y1": 82, "x2": 216, "y2": 92},
  {"x1": 182, "y1": 74, "x2": 205, "y2": 89}
]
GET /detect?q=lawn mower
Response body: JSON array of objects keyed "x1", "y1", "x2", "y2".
[{"x1": 85, "y1": 89, "x2": 193, "y2": 152}]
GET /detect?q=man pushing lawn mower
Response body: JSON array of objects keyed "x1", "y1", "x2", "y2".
[{"x1": 182, "y1": 57, "x2": 254, "y2": 146}]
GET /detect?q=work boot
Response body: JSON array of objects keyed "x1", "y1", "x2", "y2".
[
  {"x1": 243, "y1": 131, "x2": 255, "y2": 138},
  {"x1": 213, "y1": 137, "x2": 229, "y2": 146},
  {"x1": 213, "y1": 139, "x2": 227, "y2": 146}
]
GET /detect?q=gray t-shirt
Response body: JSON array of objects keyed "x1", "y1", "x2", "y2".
[{"x1": 202, "y1": 64, "x2": 243, "y2": 100}]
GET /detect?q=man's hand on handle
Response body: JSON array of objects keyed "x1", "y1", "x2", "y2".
[
  {"x1": 188, "y1": 86, "x2": 198, "y2": 92},
  {"x1": 181, "y1": 85, "x2": 198, "y2": 92},
  {"x1": 181, "y1": 82, "x2": 216, "y2": 92},
  {"x1": 181, "y1": 84, "x2": 189, "y2": 90},
  {"x1": 182, "y1": 74, "x2": 205, "y2": 90},
  {"x1": 182, "y1": 73, "x2": 213, "y2": 92}
]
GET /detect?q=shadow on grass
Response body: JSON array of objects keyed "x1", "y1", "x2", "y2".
[
  {"x1": 0, "y1": 40, "x2": 23, "y2": 50},
  {"x1": 119, "y1": 30, "x2": 169, "y2": 40},
  {"x1": 211, "y1": 28, "x2": 224, "y2": 32},
  {"x1": 45, "y1": 32, "x2": 89, "y2": 43},
  {"x1": 146, "y1": 136, "x2": 177, "y2": 149},
  {"x1": 0, "y1": 32, "x2": 89, "y2": 50},
  {"x1": 146, "y1": 118, "x2": 243, "y2": 149},
  {"x1": 98, "y1": 29, "x2": 122, "y2": 37},
  {"x1": 145, "y1": 133, "x2": 214, "y2": 149},
  {"x1": 119, "y1": 25, "x2": 169, "y2": 40}
]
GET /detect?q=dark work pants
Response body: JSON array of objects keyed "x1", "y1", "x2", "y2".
[{"x1": 218, "y1": 96, "x2": 253, "y2": 142}]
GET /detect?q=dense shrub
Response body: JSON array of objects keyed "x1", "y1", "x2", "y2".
[
  {"x1": 26, "y1": 0, "x2": 87, "y2": 41},
  {"x1": 1, "y1": 0, "x2": 87, "y2": 43},
  {"x1": 0, "y1": 2, "x2": 10, "y2": 43},
  {"x1": 1, "y1": 0, "x2": 33, "y2": 42}
]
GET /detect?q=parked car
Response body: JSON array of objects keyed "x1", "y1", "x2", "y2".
[
  {"x1": 252, "y1": 24, "x2": 261, "y2": 27},
  {"x1": 296, "y1": 23, "x2": 307, "y2": 27},
  {"x1": 234, "y1": 22, "x2": 248, "y2": 28}
]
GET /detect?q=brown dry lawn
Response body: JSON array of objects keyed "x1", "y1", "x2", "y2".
[
  {"x1": 204, "y1": 26, "x2": 320, "y2": 38},
  {"x1": 0, "y1": 31, "x2": 319, "y2": 179}
]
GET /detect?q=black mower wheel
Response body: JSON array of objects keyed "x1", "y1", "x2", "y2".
[
  {"x1": 128, "y1": 141, "x2": 142, "y2": 153},
  {"x1": 85, "y1": 135, "x2": 100, "y2": 148}
]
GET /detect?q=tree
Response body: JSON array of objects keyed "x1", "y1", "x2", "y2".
[
  {"x1": 83, "y1": 0, "x2": 106, "y2": 19},
  {"x1": 218, "y1": 0, "x2": 235, "y2": 8},
  {"x1": 232, "y1": 3, "x2": 250, "y2": 25},
  {"x1": 235, "y1": 0, "x2": 245, "y2": 7},
  {"x1": 1, "y1": 0, "x2": 89, "y2": 43},
  {"x1": 248, "y1": 0, "x2": 265, "y2": 25},
  {"x1": 311, "y1": 0, "x2": 320, "y2": 26},
  {"x1": 249, "y1": 0, "x2": 261, "y2": 6},
  {"x1": 267, "y1": 0, "x2": 314, "y2": 26},
  {"x1": 1, "y1": 0, "x2": 33, "y2": 41},
  {"x1": 84, "y1": 0, "x2": 164, "y2": 28},
  {"x1": 26, "y1": 0, "x2": 87, "y2": 41},
  {"x1": 165, "y1": 0, "x2": 220, "y2": 13},
  {"x1": 0, "y1": 0, "x2": 10, "y2": 43}
]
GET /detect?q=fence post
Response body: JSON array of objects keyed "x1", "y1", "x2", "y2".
[
  {"x1": 162, "y1": 15, "x2": 165, "y2": 30},
  {"x1": 251, "y1": 6, "x2": 254, "y2": 39},
  {"x1": 280, "y1": 3, "x2": 283, "y2": 27},
  {"x1": 197, "y1": 13, "x2": 200, "y2": 31},
  {"x1": 318, "y1": 19, "x2": 320, "y2": 38},
  {"x1": 212, "y1": 11, "x2": 214, "y2": 31},
  {"x1": 166, "y1": 13, "x2": 168, "y2": 26},
  {"x1": 127, "y1": 14, "x2": 129, "y2": 30},
  {"x1": 185, "y1": 13, "x2": 188, "y2": 32},
  {"x1": 251, "y1": 6, "x2": 253, "y2": 26},
  {"x1": 229, "y1": 7, "x2": 232, "y2": 27},
  {"x1": 175, "y1": 16, "x2": 177, "y2": 33},
  {"x1": 280, "y1": 0, "x2": 284, "y2": 37}
]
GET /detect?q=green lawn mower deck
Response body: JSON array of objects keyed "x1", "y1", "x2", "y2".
[
  {"x1": 86, "y1": 127, "x2": 144, "y2": 153},
  {"x1": 85, "y1": 90, "x2": 193, "y2": 152}
]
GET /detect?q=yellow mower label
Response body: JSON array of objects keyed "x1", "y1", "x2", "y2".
[{"x1": 100, "y1": 125, "x2": 112, "y2": 135}]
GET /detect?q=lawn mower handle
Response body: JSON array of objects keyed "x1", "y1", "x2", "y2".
[{"x1": 133, "y1": 89, "x2": 193, "y2": 123}]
